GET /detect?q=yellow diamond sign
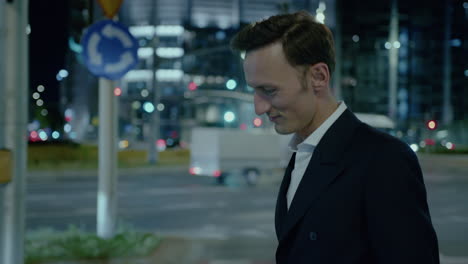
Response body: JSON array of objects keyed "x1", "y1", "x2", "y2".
[{"x1": 97, "y1": 0, "x2": 124, "y2": 19}]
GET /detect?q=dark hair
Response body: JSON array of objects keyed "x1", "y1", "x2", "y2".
[{"x1": 230, "y1": 10, "x2": 335, "y2": 76}]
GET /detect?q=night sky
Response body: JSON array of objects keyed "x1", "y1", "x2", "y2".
[{"x1": 29, "y1": 0, "x2": 69, "y2": 126}]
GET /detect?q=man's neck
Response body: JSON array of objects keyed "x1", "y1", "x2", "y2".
[{"x1": 297, "y1": 99, "x2": 339, "y2": 140}]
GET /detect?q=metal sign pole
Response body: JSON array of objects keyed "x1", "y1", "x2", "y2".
[
  {"x1": 442, "y1": 0, "x2": 453, "y2": 125},
  {"x1": 148, "y1": 1, "x2": 159, "y2": 164},
  {"x1": 0, "y1": 0, "x2": 5, "y2": 149},
  {"x1": 332, "y1": 0, "x2": 343, "y2": 100},
  {"x1": 80, "y1": 12, "x2": 137, "y2": 240},
  {"x1": 1, "y1": 0, "x2": 29, "y2": 263},
  {"x1": 97, "y1": 78, "x2": 118, "y2": 239},
  {"x1": 387, "y1": 0, "x2": 399, "y2": 121},
  {"x1": 148, "y1": 32, "x2": 160, "y2": 164}
]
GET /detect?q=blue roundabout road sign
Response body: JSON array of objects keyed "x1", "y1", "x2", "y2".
[{"x1": 81, "y1": 19, "x2": 139, "y2": 80}]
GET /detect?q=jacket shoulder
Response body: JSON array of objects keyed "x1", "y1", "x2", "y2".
[
  {"x1": 354, "y1": 124, "x2": 421, "y2": 173},
  {"x1": 358, "y1": 124, "x2": 413, "y2": 154}
]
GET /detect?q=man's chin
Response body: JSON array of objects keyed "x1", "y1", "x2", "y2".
[{"x1": 274, "y1": 125, "x2": 293, "y2": 135}]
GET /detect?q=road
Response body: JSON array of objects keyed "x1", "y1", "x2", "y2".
[
  {"x1": 27, "y1": 168, "x2": 280, "y2": 263},
  {"x1": 27, "y1": 168, "x2": 278, "y2": 239},
  {"x1": 26, "y1": 154, "x2": 468, "y2": 263}
]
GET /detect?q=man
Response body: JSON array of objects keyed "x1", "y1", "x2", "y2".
[{"x1": 230, "y1": 11, "x2": 439, "y2": 264}]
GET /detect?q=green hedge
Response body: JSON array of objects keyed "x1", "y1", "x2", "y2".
[{"x1": 28, "y1": 142, "x2": 190, "y2": 170}]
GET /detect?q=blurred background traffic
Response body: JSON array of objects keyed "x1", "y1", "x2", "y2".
[{"x1": 19, "y1": 0, "x2": 468, "y2": 155}]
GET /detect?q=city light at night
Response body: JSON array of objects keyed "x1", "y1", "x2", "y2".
[
  {"x1": 253, "y1": 117, "x2": 262, "y2": 127},
  {"x1": 52, "y1": 131, "x2": 60, "y2": 139},
  {"x1": 157, "y1": 103, "x2": 165, "y2": 112},
  {"x1": 140, "y1": 89, "x2": 149, "y2": 98},
  {"x1": 132, "y1": 101, "x2": 141, "y2": 109},
  {"x1": 226, "y1": 79, "x2": 237, "y2": 90},
  {"x1": 58, "y1": 69, "x2": 69, "y2": 78},
  {"x1": 188, "y1": 82, "x2": 198, "y2": 91},
  {"x1": 114, "y1": 87, "x2": 122, "y2": 96},
  {"x1": 427, "y1": 120, "x2": 437, "y2": 130},
  {"x1": 224, "y1": 111, "x2": 235, "y2": 123},
  {"x1": 143, "y1": 102, "x2": 155, "y2": 113}
]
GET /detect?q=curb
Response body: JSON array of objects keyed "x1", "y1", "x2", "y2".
[{"x1": 28, "y1": 165, "x2": 188, "y2": 179}]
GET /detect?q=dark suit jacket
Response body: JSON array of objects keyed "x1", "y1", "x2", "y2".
[{"x1": 275, "y1": 109, "x2": 439, "y2": 264}]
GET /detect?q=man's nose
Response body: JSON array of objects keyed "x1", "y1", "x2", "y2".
[{"x1": 254, "y1": 93, "x2": 271, "y2": 116}]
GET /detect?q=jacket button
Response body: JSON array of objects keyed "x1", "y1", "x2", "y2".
[{"x1": 309, "y1": 232, "x2": 318, "y2": 241}]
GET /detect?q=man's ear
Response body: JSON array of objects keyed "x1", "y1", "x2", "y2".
[{"x1": 309, "y1": 63, "x2": 330, "y2": 90}]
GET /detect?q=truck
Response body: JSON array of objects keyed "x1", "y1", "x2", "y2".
[
  {"x1": 354, "y1": 112, "x2": 395, "y2": 131},
  {"x1": 189, "y1": 127, "x2": 291, "y2": 185}
]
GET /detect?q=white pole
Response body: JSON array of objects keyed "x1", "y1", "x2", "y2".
[
  {"x1": 0, "y1": 0, "x2": 5, "y2": 148},
  {"x1": 148, "y1": 52, "x2": 160, "y2": 164},
  {"x1": 442, "y1": 0, "x2": 453, "y2": 125},
  {"x1": 1, "y1": 0, "x2": 29, "y2": 263},
  {"x1": 148, "y1": 2, "x2": 159, "y2": 165},
  {"x1": 97, "y1": 78, "x2": 118, "y2": 239},
  {"x1": 0, "y1": 1, "x2": 5, "y2": 260},
  {"x1": 332, "y1": 0, "x2": 342, "y2": 100},
  {"x1": 232, "y1": 0, "x2": 241, "y2": 28},
  {"x1": 388, "y1": 0, "x2": 399, "y2": 121}
]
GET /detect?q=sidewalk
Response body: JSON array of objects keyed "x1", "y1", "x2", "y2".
[
  {"x1": 39, "y1": 236, "x2": 468, "y2": 264},
  {"x1": 39, "y1": 236, "x2": 276, "y2": 264}
]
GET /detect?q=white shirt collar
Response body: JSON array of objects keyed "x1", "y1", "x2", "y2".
[{"x1": 289, "y1": 101, "x2": 348, "y2": 152}]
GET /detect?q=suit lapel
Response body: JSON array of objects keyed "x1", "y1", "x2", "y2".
[
  {"x1": 277, "y1": 109, "x2": 362, "y2": 243},
  {"x1": 279, "y1": 154, "x2": 344, "y2": 241},
  {"x1": 275, "y1": 152, "x2": 295, "y2": 239}
]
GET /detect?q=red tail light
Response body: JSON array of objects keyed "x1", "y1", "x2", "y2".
[{"x1": 189, "y1": 167, "x2": 201, "y2": 175}]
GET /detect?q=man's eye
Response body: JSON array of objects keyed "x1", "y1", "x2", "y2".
[{"x1": 264, "y1": 89, "x2": 276, "y2": 95}]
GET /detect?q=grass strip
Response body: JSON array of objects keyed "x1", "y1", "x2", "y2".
[{"x1": 25, "y1": 226, "x2": 162, "y2": 264}]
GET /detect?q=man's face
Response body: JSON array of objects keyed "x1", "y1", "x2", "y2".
[{"x1": 243, "y1": 42, "x2": 317, "y2": 137}]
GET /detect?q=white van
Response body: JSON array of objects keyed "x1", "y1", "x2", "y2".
[{"x1": 189, "y1": 127, "x2": 291, "y2": 185}]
